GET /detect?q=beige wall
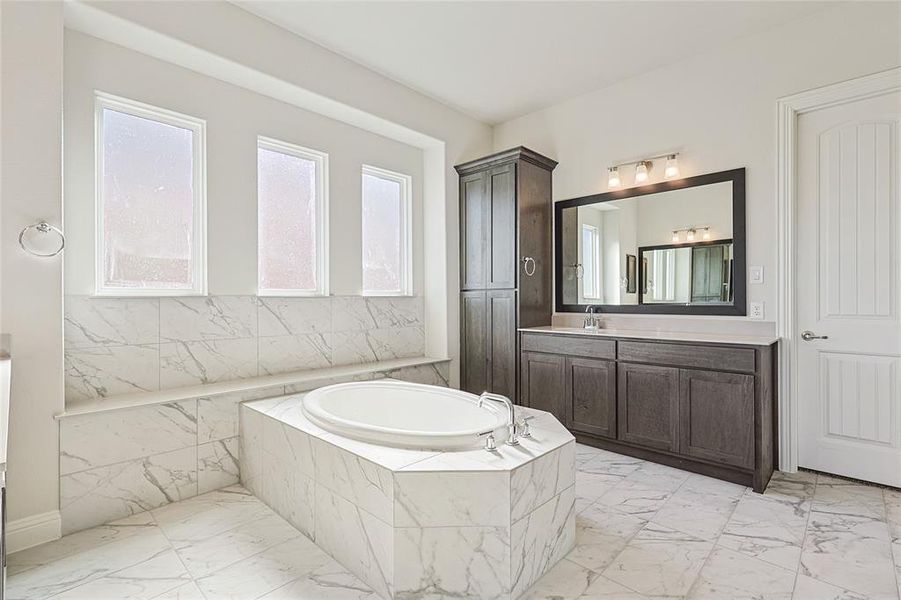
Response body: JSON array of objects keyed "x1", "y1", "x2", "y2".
[
  {"x1": 3, "y1": 0, "x2": 493, "y2": 542},
  {"x1": 494, "y1": 2, "x2": 901, "y2": 330},
  {"x1": 64, "y1": 31, "x2": 424, "y2": 297},
  {"x1": 1, "y1": 1, "x2": 65, "y2": 527}
]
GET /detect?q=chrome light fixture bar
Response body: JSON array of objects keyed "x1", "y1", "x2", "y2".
[
  {"x1": 607, "y1": 152, "x2": 680, "y2": 189},
  {"x1": 671, "y1": 226, "x2": 711, "y2": 243}
]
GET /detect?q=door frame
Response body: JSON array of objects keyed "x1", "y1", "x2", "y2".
[{"x1": 776, "y1": 67, "x2": 901, "y2": 472}]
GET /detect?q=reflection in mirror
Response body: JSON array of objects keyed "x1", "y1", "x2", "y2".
[
  {"x1": 640, "y1": 241, "x2": 733, "y2": 305},
  {"x1": 561, "y1": 180, "x2": 733, "y2": 307}
]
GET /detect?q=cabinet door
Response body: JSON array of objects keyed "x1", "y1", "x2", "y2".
[
  {"x1": 487, "y1": 290, "x2": 517, "y2": 399},
  {"x1": 565, "y1": 357, "x2": 616, "y2": 439},
  {"x1": 679, "y1": 369, "x2": 755, "y2": 468},
  {"x1": 520, "y1": 351, "x2": 565, "y2": 421},
  {"x1": 460, "y1": 172, "x2": 488, "y2": 290},
  {"x1": 460, "y1": 291, "x2": 487, "y2": 394},
  {"x1": 487, "y1": 164, "x2": 517, "y2": 289},
  {"x1": 617, "y1": 363, "x2": 679, "y2": 451}
]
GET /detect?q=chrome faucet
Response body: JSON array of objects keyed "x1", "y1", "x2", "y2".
[
  {"x1": 583, "y1": 305, "x2": 600, "y2": 330},
  {"x1": 478, "y1": 392, "x2": 518, "y2": 446}
]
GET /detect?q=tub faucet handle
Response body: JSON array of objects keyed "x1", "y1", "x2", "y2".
[
  {"x1": 517, "y1": 415, "x2": 536, "y2": 438},
  {"x1": 477, "y1": 430, "x2": 498, "y2": 452}
]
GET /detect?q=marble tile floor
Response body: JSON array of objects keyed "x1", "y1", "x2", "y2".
[{"x1": 9, "y1": 444, "x2": 901, "y2": 600}]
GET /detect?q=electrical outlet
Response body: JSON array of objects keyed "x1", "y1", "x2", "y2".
[
  {"x1": 749, "y1": 302, "x2": 764, "y2": 320},
  {"x1": 749, "y1": 266, "x2": 764, "y2": 284}
]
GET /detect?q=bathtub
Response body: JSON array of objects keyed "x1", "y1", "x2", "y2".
[{"x1": 302, "y1": 380, "x2": 509, "y2": 450}]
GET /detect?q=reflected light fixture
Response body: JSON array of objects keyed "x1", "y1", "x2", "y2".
[
  {"x1": 634, "y1": 161, "x2": 650, "y2": 183},
  {"x1": 672, "y1": 230, "x2": 680, "y2": 243},
  {"x1": 702, "y1": 227, "x2": 711, "y2": 240},
  {"x1": 664, "y1": 154, "x2": 680, "y2": 178},
  {"x1": 607, "y1": 167, "x2": 621, "y2": 188},
  {"x1": 686, "y1": 229, "x2": 696, "y2": 242}
]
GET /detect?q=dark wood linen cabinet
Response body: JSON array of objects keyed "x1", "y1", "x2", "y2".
[{"x1": 456, "y1": 148, "x2": 557, "y2": 399}]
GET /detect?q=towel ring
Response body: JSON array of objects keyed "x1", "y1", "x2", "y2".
[{"x1": 18, "y1": 221, "x2": 65, "y2": 257}]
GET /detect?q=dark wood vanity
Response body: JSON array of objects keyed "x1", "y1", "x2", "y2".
[{"x1": 519, "y1": 327, "x2": 777, "y2": 492}]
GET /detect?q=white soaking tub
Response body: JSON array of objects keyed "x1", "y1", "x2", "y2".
[{"x1": 302, "y1": 380, "x2": 508, "y2": 450}]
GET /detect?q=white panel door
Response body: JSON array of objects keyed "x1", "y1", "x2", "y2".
[{"x1": 797, "y1": 90, "x2": 901, "y2": 486}]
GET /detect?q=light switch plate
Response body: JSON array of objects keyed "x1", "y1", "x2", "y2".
[
  {"x1": 749, "y1": 266, "x2": 764, "y2": 284},
  {"x1": 749, "y1": 302, "x2": 764, "y2": 320}
]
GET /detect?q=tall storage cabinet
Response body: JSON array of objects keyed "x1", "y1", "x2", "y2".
[{"x1": 456, "y1": 147, "x2": 557, "y2": 399}]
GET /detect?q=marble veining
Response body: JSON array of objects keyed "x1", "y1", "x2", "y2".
[
  {"x1": 12, "y1": 447, "x2": 901, "y2": 600},
  {"x1": 64, "y1": 294, "x2": 426, "y2": 403},
  {"x1": 243, "y1": 392, "x2": 577, "y2": 599}
]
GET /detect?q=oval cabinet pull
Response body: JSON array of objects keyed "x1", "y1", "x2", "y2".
[{"x1": 522, "y1": 256, "x2": 536, "y2": 277}]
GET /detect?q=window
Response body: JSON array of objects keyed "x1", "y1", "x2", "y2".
[
  {"x1": 361, "y1": 165, "x2": 412, "y2": 296},
  {"x1": 581, "y1": 224, "x2": 601, "y2": 300},
  {"x1": 95, "y1": 93, "x2": 206, "y2": 295},
  {"x1": 257, "y1": 137, "x2": 329, "y2": 296}
]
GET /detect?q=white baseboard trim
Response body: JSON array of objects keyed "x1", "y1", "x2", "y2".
[{"x1": 7, "y1": 510, "x2": 61, "y2": 554}]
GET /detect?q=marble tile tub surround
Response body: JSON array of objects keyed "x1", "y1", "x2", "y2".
[
  {"x1": 241, "y1": 394, "x2": 577, "y2": 599},
  {"x1": 14, "y1": 450, "x2": 901, "y2": 600},
  {"x1": 57, "y1": 361, "x2": 448, "y2": 536},
  {"x1": 64, "y1": 295, "x2": 425, "y2": 403}
]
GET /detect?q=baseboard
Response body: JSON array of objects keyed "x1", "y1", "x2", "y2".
[{"x1": 7, "y1": 510, "x2": 61, "y2": 553}]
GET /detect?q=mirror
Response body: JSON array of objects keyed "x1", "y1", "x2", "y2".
[{"x1": 555, "y1": 169, "x2": 745, "y2": 315}]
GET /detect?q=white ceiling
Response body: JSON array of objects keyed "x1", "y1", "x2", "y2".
[{"x1": 236, "y1": 1, "x2": 836, "y2": 124}]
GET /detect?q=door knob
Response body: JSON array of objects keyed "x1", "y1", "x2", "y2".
[{"x1": 801, "y1": 330, "x2": 829, "y2": 341}]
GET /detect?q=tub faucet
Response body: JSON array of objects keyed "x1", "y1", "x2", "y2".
[{"x1": 478, "y1": 392, "x2": 518, "y2": 446}]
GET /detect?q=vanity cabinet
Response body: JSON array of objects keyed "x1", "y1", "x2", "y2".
[
  {"x1": 456, "y1": 148, "x2": 557, "y2": 398},
  {"x1": 519, "y1": 330, "x2": 777, "y2": 492},
  {"x1": 520, "y1": 351, "x2": 566, "y2": 419},
  {"x1": 617, "y1": 363, "x2": 680, "y2": 451},
  {"x1": 565, "y1": 357, "x2": 617, "y2": 439}
]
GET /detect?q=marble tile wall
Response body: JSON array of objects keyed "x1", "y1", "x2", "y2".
[
  {"x1": 242, "y1": 398, "x2": 576, "y2": 600},
  {"x1": 64, "y1": 295, "x2": 425, "y2": 404},
  {"x1": 59, "y1": 360, "x2": 449, "y2": 536}
]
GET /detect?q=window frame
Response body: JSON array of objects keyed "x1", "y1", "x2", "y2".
[
  {"x1": 361, "y1": 164, "x2": 413, "y2": 297},
  {"x1": 94, "y1": 92, "x2": 207, "y2": 297},
  {"x1": 256, "y1": 136, "x2": 330, "y2": 297}
]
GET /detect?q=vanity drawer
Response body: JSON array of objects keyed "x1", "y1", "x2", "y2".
[
  {"x1": 521, "y1": 333, "x2": 616, "y2": 360},
  {"x1": 617, "y1": 341, "x2": 756, "y2": 373}
]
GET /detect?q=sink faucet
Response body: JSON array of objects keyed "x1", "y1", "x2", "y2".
[
  {"x1": 478, "y1": 392, "x2": 518, "y2": 446},
  {"x1": 583, "y1": 305, "x2": 600, "y2": 330}
]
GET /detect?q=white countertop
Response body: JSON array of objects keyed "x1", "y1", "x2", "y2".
[{"x1": 520, "y1": 326, "x2": 778, "y2": 346}]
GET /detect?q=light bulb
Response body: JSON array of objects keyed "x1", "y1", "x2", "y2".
[
  {"x1": 702, "y1": 227, "x2": 711, "y2": 240},
  {"x1": 672, "y1": 231, "x2": 680, "y2": 243},
  {"x1": 607, "y1": 167, "x2": 621, "y2": 188},
  {"x1": 687, "y1": 229, "x2": 696, "y2": 242},
  {"x1": 635, "y1": 161, "x2": 649, "y2": 183},
  {"x1": 664, "y1": 154, "x2": 679, "y2": 179}
]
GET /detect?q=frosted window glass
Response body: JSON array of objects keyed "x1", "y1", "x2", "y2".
[
  {"x1": 101, "y1": 108, "x2": 196, "y2": 289},
  {"x1": 362, "y1": 172, "x2": 405, "y2": 293},
  {"x1": 258, "y1": 147, "x2": 319, "y2": 291}
]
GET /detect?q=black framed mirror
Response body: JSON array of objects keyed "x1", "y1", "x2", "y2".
[{"x1": 555, "y1": 168, "x2": 746, "y2": 315}]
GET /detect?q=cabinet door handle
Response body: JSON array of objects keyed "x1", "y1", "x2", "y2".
[{"x1": 522, "y1": 256, "x2": 536, "y2": 277}]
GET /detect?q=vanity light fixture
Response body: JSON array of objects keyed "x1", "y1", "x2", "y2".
[
  {"x1": 606, "y1": 152, "x2": 681, "y2": 187},
  {"x1": 702, "y1": 227, "x2": 711, "y2": 240},
  {"x1": 634, "y1": 161, "x2": 650, "y2": 183},
  {"x1": 664, "y1": 154, "x2": 680, "y2": 178},
  {"x1": 607, "y1": 167, "x2": 621, "y2": 188},
  {"x1": 686, "y1": 228, "x2": 696, "y2": 242},
  {"x1": 672, "y1": 230, "x2": 680, "y2": 243}
]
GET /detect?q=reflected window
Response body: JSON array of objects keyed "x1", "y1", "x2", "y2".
[{"x1": 582, "y1": 224, "x2": 601, "y2": 300}]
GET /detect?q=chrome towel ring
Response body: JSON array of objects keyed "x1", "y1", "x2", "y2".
[{"x1": 18, "y1": 221, "x2": 65, "y2": 257}]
